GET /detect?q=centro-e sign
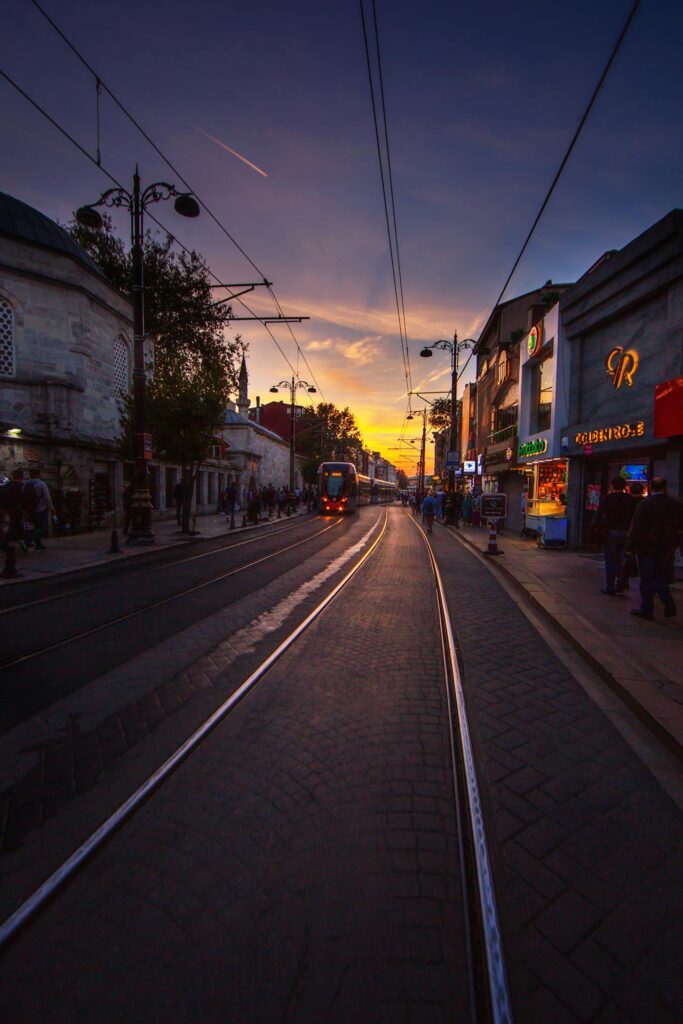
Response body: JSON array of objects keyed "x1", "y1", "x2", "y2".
[
  {"x1": 518, "y1": 438, "x2": 548, "y2": 458},
  {"x1": 574, "y1": 421, "x2": 645, "y2": 446}
]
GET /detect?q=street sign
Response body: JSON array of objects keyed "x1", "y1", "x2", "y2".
[
  {"x1": 446, "y1": 450, "x2": 460, "y2": 468},
  {"x1": 481, "y1": 493, "x2": 507, "y2": 519},
  {"x1": 142, "y1": 433, "x2": 153, "y2": 461}
]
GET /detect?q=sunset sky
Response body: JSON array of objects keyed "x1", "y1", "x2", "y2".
[{"x1": 3, "y1": 0, "x2": 682, "y2": 472}]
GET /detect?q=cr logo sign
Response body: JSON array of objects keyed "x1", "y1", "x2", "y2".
[{"x1": 606, "y1": 346, "x2": 639, "y2": 389}]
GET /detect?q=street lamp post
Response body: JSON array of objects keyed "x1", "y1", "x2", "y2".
[
  {"x1": 420, "y1": 332, "x2": 475, "y2": 493},
  {"x1": 269, "y1": 377, "x2": 316, "y2": 492},
  {"x1": 406, "y1": 408, "x2": 428, "y2": 502},
  {"x1": 77, "y1": 168, "x2": 200, "y2": 544}
]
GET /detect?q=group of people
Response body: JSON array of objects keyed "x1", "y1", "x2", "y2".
[
  {"x1": 215, "y1": 483, "x2": 317, "y2": 525},
  {"x1": 0, "y1": 467, "x2": 55, "y2": 553},
  {"x1": 412, "y1": 487, "x2": 482, "y2": 534},
  {"x1": 593, "y1": 475, "x2": 683, "y2": 620}
]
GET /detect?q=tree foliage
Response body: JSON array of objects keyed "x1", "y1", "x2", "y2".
[
  {"x1": 296, "y1": 402, "x2": 363, "y2": 466},
  {"x1": 396, "y1": 469, "x2": 409, "y2": 489},
  {"x1": 68, "y1": 214, "x2": 242, "y2": 531},
  {"x1": 428, "y1": 397, "x2": 457, "y2": 433}
]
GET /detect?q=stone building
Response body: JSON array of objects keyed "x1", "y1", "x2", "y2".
[{"x1": 0, "y1": 191, "x2": 140, "y2": 529}]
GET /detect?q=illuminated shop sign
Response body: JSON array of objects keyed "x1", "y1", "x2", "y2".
[
  {"x1": 527, "y1": 322, "x2": 543, "y2": 357},
  {"x1": 606, "y1": 347, "x2": 639, "y2": 389},
  {"x1": 518, "y1": 438, "x2": 548, "y2": 458},
  {"x1": 574, "y1": 421, "x2": 645, "y2": 446}
]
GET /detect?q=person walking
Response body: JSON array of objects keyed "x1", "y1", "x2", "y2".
[
  {"x1": 421, "y1": 491, "x2": 437, "y2": 534},
  {"x1": 21, "y1": 467, "x2": 54, "y2": 551},
  {"x1": 592, "y1": 476, "x2": 638, "y2": 596},
  {"x1": 616, "y1": 482, "x2": 645, "y2": 592},
  {"x1": 462, "y1": 490, "x2": 473, "y2": 525},
  {"x1": 625, "y1": 477, "x2": 683, "y2": 620}
]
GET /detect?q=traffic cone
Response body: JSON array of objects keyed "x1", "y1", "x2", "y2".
[
  {"x1": 108, "y1": 529, "x2": 122, "y2": 554},
  {"x1": 1, "y1": 545, "x2": 21, "y2": 578},
  {"x1": 483, "y1": 520, "x2": 502, "y2": 556}
]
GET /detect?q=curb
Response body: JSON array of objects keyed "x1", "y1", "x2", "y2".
[
  {"x1": 441, "y1": 522, "x2": 683, "y2": 764},
  {"x1": 0, "y1": 511, "x2": 311, "y2": 591}
]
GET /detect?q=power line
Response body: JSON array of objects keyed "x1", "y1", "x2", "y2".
[
  {"x1": 27, "y1": 0, "x2": 325, "y2": 399},
  {"x1": 482, "y1": 0, "x2": 641, "y2": 328},
  {"x1": 0, "y1": 64, "x2": 298, "y2": 382},
  {"x1": 359, "y1": 0, "x2": 412, "y2": 400}
]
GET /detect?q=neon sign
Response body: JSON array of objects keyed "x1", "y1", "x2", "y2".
[
  {"x1": 574, "y1": 421, "x2": 644, "y2": 446},
  {"x1": 527, "y1": 322, "x2": 543, "y2": 357},
  {"x1": 518, "y1": 438, "x2": 548, "y2": 458},
  {"x1": 606, "y1": 347, "x2": 639, "y2": 389}
]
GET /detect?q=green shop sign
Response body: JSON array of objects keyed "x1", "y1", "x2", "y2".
[{"x1": 518, "y1": 438, "x2": 548, "y2": 458}]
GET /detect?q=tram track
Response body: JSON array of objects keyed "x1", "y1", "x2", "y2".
[
  {"x1": 0, "y1": 513, "x2": 322, "y2": 617},
  {"x1": 0, "y1": 516, "x2": 343, "y2": 671},
  {"x1": 0, "y1": 509, "x2": 388, "y2": 951},
  {"x1": 410, "y1": 513, "x2": 513, "y2": 1024}
]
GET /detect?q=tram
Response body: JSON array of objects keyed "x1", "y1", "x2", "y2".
[{"x1": 317, "y1": 461, "x2": 396, "y2": 513}]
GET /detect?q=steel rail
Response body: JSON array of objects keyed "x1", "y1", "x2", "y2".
[
  {"x1": 409, "y1": 513, "x2": 514, "y2": 1024},
  {"x1": 0, "y1": 509, "x2": 388, "y2": 951},
  {"x1": 0, "y1": 518, "x2": 343, "y2": 671},
  {"x1": 0, "y1": 514, "x2": 321, "y2": 617}
]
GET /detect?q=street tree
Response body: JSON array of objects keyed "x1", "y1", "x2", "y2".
[
  {"x1": 296, "y1": 402, "x2": 364, "y2": 481},
  {"x1": 396, "y1": 469, "x2": 409, "y2": 490},
  {"x1": 428, "y1": 397, "x2": 460, "y2": 433},
  {"x1": 68, "y1": 215, "x2": 242, "y2": 532}
]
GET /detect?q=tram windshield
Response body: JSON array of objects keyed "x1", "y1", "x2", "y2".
[{"x1": 324, "y1": 470, "x2": 346, "y2": 498}]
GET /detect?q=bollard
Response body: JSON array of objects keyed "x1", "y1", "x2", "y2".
[
  {"x1": 229, "y1": 509, "x2": 235, "y2": 530},
  {"x1": 242, "y1": 512, "x2": 247, "y2": 528},
  {"x1": 1, "y1": 545, "x2": 21, "y2": 579},
  {"x1": 191, "y1": 515, "x2": 197, "y2": 535},
  {"x1": 277, "y1": 506, "x2": 281, "y2": 519},
  {"x1": 483, "y1": 519, "x2": 502, "y2": 556},
  {"x1": 108, "y1": 529, "x2": 122, "y2": 554}
]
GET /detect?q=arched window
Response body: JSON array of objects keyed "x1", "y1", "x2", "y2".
[
  {"x1": 114, "y1": 337, "x2": 130, "y2": 396},
  {"x1": 0, "y1": 298, "x2": 15, "y2": 377}
]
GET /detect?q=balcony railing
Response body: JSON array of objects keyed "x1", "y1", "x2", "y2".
[{"x1": 487, "y1": 423, "x2": 517, "y2": 445}]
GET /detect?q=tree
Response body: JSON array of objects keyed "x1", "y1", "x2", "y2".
[
  {"x1": 428, "y1": 397, "x2": 457, "y2": 433},
  {"x1": 68, "y1": 215, "x2": 242, "y2": 532},
  {"x1": 396, "y1": 469, "x2": 409, "y2": 490},
  {"x1": 296, "y1": 402, "x2": 364, "y2": 471}
]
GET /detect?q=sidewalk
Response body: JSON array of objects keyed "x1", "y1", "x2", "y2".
[
  {"x1": 0, "y1": 509, "x2": 307, "y2": 587},
  {"x1": 446, "y1": 523, "x2": 683, "y2": 760}
]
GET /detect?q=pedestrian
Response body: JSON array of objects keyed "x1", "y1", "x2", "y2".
[
  {"x1": 435, "y1": 489, "x2": 445, "y2": 523},
  {"x1": 462, "y1": 491, "x2": 473, "y2": 525},
  {"x1": 472, "y1": 493, "x2": 481, "y2": 528},
  {"x1": 592, "y1": 476, "x2": 637, "y2": 596},
  {"x1": 421, "y1": 491, "x2": 437, "y2": 534},
  {"x1": 21, "y1": 467, "x2": 55, "y2": 551},
  {"x1": 224, "y1": 483, "x2": 237, "y2": 521},
  {"x1": 173, "y1": 479, "x2": 186, "y2": 526},
  {"x1": 453, "y1": 489, "x2": 463, "y2": 528},
  {"x1": 625, "y1": 477, "x2": 683, "y2": 620},
  {"x1": 616, "y1": 482, "x2": 644, "y2": 592},
  {"x1": 0, "y1": 469, "x2": 25, "y2": 549}
]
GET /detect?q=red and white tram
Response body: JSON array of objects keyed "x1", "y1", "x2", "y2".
[{"x1": 317, "y1": 462, "x2": 396, "y2": 514}]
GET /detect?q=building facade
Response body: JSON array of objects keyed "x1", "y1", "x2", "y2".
[{"x1": 561, "y1": 209, "x2": 683, "y2": 547}]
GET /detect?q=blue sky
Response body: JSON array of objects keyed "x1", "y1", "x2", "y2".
[{"x1": 3, "y1": 0, "x2": 681, "y2": 468}]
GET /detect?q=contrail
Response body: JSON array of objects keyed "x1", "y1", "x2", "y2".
[{"x1": 189, "y1": 123, "x2": 269, "y2": 178}]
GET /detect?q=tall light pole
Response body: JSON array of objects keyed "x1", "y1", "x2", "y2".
[
  {"x1": 420, "y1": 332, "x2": 475, "y2": 493},
  {"x1": 269, "y1": 377, "x2": 316, "y2": 491},
  {"x1": 77, "y1": 169, "x2": 200, "y2": 544},
  {"x1": 406, "y1": 408, "x2": 428, "y2": 502}
]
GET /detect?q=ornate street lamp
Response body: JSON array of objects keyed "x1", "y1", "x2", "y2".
[
  {"x1": 77, "y1": 169, "x2": 200, "y2": 544},
  {"x1": 269, "y1": 376, "x2": 316, "y2": 491},
  {"x1": 420, "y1": 332, "x2": 475, "y2": 491}
]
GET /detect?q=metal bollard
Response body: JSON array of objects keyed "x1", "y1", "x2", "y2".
[
  {"x1": 108, "y1": 529, "x2": 122, "y2": 554},
  {"x1": 242, "y1": 512, "x2": 247, "y2": 528},
  {"x1": 1, "y1": 545, "x2": 21, "y2": 579},
  {"x1": 229, "y1": 509, "x2": 235, "y2": 530}
]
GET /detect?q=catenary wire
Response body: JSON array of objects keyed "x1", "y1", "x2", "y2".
[
  {"x1": 478, "y1": 0, "x2": 642, "y2": 335},
  {"x1": 27, "y1": 0, "x2": 326, "y2": 398},
  {"x1": 0, "y1": 66, "x2": 299, "y2": 381},
  {"x1": 359, "y1": 0, "x2": 412, "y2": 400}
]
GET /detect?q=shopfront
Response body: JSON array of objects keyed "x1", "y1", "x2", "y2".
[{"x1": 561, "y1": 210, "x2": 683, "y2": 548}]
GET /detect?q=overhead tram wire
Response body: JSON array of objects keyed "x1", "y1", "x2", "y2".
[
  {"x1": 0, "y1": 65, "x2": 299, "y2": 381},
  {"x1": 466, "y1": 0, "x2": 642, "y2": 377},
  {"x1": 359, "y1": 0, "x2": 412, "y2": 400},
  {"x1": 27, "y1": 0, "x2": 325, "y2": 399},
  {"x1": 371, "y1": 0, "x2": 410, "y2": 377}
]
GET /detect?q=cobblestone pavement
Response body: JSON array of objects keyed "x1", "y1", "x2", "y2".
[
  {"x1": 0, "y1": 510, "x2": 382, "y2": 918},
  {"x1": 0, "y1": 507, "x2": 470, "y2": 1023},
  {"x1": 429, "y1": 515, "x2": 683, "y2": 1022}
]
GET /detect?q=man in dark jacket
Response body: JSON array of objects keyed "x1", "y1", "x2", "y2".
[
  {"x1": 626, "y1": 477, "x2": 683, "y2": 620},
  {"x1": 593, "y1": 476, "x2": 638, "y2": 595}
]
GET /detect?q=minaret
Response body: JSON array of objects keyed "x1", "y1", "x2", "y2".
[{"x1": 237, "y1": 354, "x2": 250, "y2": 418}]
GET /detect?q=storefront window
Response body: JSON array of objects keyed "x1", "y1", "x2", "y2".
[
  {"x1": 527, "y1": 461, "x2": 567, "y2": 517},
  {"x1": 530, "y1": 354, "x2": 554, "y2": 433}
]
